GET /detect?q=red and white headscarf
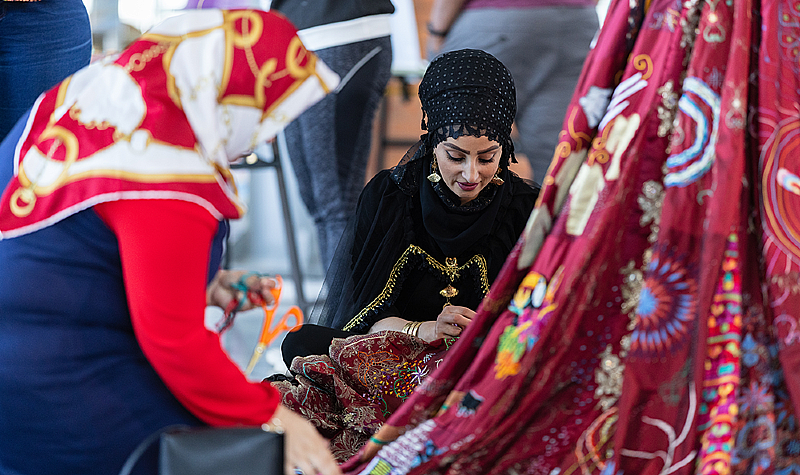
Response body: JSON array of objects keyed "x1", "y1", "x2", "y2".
[{"x1": 0, "y1": 9, "x2": 338, "y2": 239}]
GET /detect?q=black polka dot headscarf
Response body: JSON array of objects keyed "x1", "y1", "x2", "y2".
[{"x1": 419, "y1": 48, "x2": 517, "y2": 165}]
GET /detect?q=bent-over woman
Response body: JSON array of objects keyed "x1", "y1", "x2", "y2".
[{"x1": 0, "y1": 10, "x2": 341, "y2": 475}]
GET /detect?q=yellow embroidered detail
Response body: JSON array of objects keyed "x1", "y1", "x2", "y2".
[
  {"x1": 633, "y1": 54, "x2": 654, "y2": 80},
  {"x1": 342, "y1": 244, "x2": 489, "y2": 331}
]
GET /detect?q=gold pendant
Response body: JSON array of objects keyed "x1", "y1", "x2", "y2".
[{"x1": 440, "y1": 285, "x2": 458, "y2": 299}]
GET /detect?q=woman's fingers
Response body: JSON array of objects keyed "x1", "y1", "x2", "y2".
[
  {"x1": 275, "y1": 406, "x2": 342, "y2": 475},
  {"x1": 434, "y1": 306, "x2": 476, "y2": 339},
  {"x1": 252, "y1": 275, "x2": 278, "y2": 307},
  {"x1": 211, "y1": 270, "x2": 278, "y2": 310}
]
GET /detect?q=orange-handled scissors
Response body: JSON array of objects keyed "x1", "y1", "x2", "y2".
[{"x1": 244, "y1": 275, "x2": 304, "y2": 376}]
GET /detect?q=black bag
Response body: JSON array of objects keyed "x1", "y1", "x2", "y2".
[{"x1": 119, "y1": 425, "x2": 284, "y2": 475}]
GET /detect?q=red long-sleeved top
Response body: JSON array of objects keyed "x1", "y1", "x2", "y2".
[{"x1": 95, "y1": 199, "x2": 280, "y2": 426}]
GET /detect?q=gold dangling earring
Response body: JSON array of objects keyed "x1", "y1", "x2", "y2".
[
  {"x1": 427, "y1": 156, "x2": 442, "y2": 183},
  {"x1": 491, "y1": 167, "x2": 504, "y2": 186}
]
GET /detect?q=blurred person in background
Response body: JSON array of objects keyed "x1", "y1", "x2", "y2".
[
  {"x1": 426, "y1": 0, "x2": 598, "y2": 185},
  {"x1": 0, "y1": 0, "x2": 92, "y2": 142},
  {"x1": 270, "y1": 0, "x2": 395, "y2": 271}
]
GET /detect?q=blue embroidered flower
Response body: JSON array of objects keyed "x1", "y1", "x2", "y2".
[
  {"x1": 629, "y1": 246, "x2": 698, "y2": 359},
  {"x1": 740, "y1": 382, "x2": 773, "y2": 414},
  {"x1": 741, "y1": 333, "x2": 760, "y2": 367},
  {"x1": 785, "y1": 439, "x2": 800, "y2": 456}
]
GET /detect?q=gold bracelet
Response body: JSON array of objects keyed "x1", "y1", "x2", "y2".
[
  {"x1": 412, "y1": 321, "x2": 424, "y2": 338},
  {"x1": 402, "y1": 321, "x2": 424, "y2": 337}
]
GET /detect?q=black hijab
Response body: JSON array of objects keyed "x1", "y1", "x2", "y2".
[{"x1": 400, "y1": 49, "x2": 518, "y2": 256}]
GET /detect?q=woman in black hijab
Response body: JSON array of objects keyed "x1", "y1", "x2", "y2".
[{"x1": 273, "y1": 49, "x2": 538, "y2": 460}]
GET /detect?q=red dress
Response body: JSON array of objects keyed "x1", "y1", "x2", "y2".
[{"x1": 344, "y1": 0, "x2": 800, "y2": 472}]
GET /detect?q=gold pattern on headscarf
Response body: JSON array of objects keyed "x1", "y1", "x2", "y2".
[
  {"x1": 343, "y1": 245, "x2": 489, "y2": 331},
  {"x1": 125, "y1": 43, "x2": 169, "y2": 73},
  {"x1": 230, "y1": 10, "x2": 265, "y2": 77},
  {"x1": 11, "y1": 126, "x2": 79, "y2": 217}
]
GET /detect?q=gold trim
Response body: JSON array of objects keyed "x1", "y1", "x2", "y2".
[
  {"x1": 227, "y1": 10, "x2": 263, "y2": 49},
  {"x1": 162, "y1": 42, "x2": 183, "y2": 109},
  {"x1": 20, "y1": 126, "x2": 79, "y2": 194},
  {"x1": 9, "y1": 187, "x2": 37, "y2": 217},
  {"x1": 55, "y1": 77, "x2": 71, "y2": 112},
  {"x1": 57, "y1": 169, "x2": 220, "y2": 184},
  {"x1": 342, "y1": 244, "x2": 489, "y2": 331}
]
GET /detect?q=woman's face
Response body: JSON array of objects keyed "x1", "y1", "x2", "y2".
[{"x1": 434, "y1": 134, "x2": 501, "y2": 205}]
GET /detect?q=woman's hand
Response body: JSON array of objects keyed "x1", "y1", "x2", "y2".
[
  {"x1": 206, "y1": 270, "x2": 277, "y2": 310},
  {"x1": 273, "y1": 405, "x2": 342, "y2": 475},
  {"x1": 419, "y1": 305, "x2": 474, "y2": 342}
]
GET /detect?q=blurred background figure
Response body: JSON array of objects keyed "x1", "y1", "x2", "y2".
[
  {"x1": 270, "y1": 0, "x2": 396, "y2": 271},
  {"x1": 0, "y1": 0, "x2": 92, "y2": 142},
  {"x1": 426, "y1": 0, "x2": 598, "y2": 184}
]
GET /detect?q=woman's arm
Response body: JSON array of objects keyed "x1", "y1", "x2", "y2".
[
  {"x1": 368, "y1": 306, "x2": 475, "y2": 342},
  {"x1": 95, "y1": 199, "x2": 280, "y2": 426},
  {"x1": 425, "y1": 0, "x2": 470, "y2": 57}
]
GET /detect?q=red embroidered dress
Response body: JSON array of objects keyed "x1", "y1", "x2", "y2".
[{"x1": 343, "y1": 0, "x2": 800, "y2": 472}]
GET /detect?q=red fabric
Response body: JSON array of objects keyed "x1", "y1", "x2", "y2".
[
  {"x1": 341, "y1": 0, "x2": 800, "y2": 472},
  {"x1": 274, "y1": 332, "x2": 456, "y2": 462},
  {"x1": 95, "y1": 199, "x2": 280, "y2": 426}
]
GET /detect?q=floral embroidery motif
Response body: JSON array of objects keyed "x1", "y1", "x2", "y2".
[
  {"x1": 638, "y1": 180, "x2": 665, "y2": 243},
  {"x1": 620, "y1": 260, "x2": 644, "y2": 317},
  {"x1": 629, "y1": 245, "x2": 698, "y2": 360},
  {"x1": 595, "y1": 346, "x2": 624, "y2": 411},
  {"x1": 657, "y1": 80, "x2": 680, "y2": 138},
  {"x1": 702, "y1": 0, "x2": 727, "y2": 43},
  {"x1": 732, "y1": 302, "x2": 800, "y2": 474}
]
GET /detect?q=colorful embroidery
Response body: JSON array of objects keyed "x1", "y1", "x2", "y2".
[
  {"x1": 494, "y1": 266, "x2": 564, "y2": 379},
  {"x1": 657, "y1": 80, "x2": 679, "y2": 138},
  {"x1": 731, "y1": 302, "x2": 800, "y2": 474},
  {"x1": 630, "y1": 245, "x2": 698, "y2": 359},
  {"x1": 494, "y1": 321, "x2": 532, "y2": 380},
  {"x1": 664, "y1": 77, "x2": 721, "y2": 187},
  {"x1": 595, "y1": 346, "x2": 625, "y2": 412},
  {"x1": 456, "y1": 390, "x2": 484, "y2": 417},
  {"x1": 696, "y1": 234, "x2": 743, "y2": 475}
]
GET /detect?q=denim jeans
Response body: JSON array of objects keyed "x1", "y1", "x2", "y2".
[{"x1": 0, "y1": 0, "x2": 92, "y2": 141}]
